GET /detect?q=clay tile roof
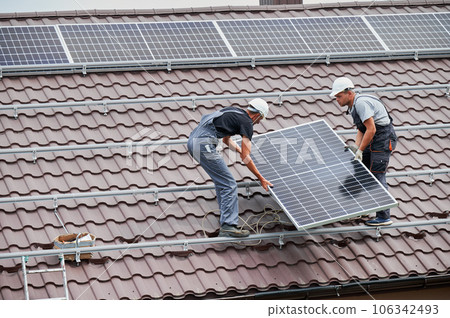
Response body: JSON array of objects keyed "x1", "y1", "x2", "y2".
[{"x1": 0, "y1": 0, "x2": 449, "y2": 300}]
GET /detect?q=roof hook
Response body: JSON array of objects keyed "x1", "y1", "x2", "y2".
[
  {"x1": 127, "y1": 142, "x2": 133, "y2": 159},
  {"x1": 154, "y1": 190, "x2": 159, "y2": 206},
  {"x1": 183, "y1": 241, "x2": 189, "y2": 251},
  {"x1": 53, "y1": 197, "x2": 58, "y2": 212},
  {"x1": 278, "y1": 234, "x2": 284, "y2": 249},
  {"x1": 429, "y1": 172, "x2": 435, "y2": 187},
  {"x1": 246, "y1": 183, "x2": 251, "y2": 200},
  {"x1": 277, "y1": 94, "x2": 283, "y2": 106},
  {"x1": 375, "y1": 227, "x2": 382, "y2": 242},
  {"x1": 192, "y1": 98, "x2": 197, "y2": 111},
  {"x1": 326, "y1": 54, "x2": 330, "y2": 65},
  {"x1": 102, "y1": 102, "x2": 109, "y2": 116},
  {"x1": 32, "y1": 149, "x2": 37, "y2": 164},
  {"x1": 251, "y1": 57, "x2": 256, "y2": 69},
  {"x1": 82, "y1": 64, "x2": 87, "y2": 76},
  {"x1": 13, "y1": 106, "x2": 18, "y2": 120},
  {"x1": 414, "y1": 50, "x2": 419, "y2": 61},
  {"x1": 167, "y1": 61, "x2": 172, "y2": 73},
  {"x1": 446, "y1": 85, "x2": 450, "y2": 97}
]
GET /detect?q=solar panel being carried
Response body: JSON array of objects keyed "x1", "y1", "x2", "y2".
[
  {"x1": 0, "y1": 26, "x2": 69, "y2": 66},
  {"x1": 251, "y1": 120, "x2": 398, "y2": 230},
  {"x1": 365, "y1": 13, "x2": 450, "y2": 50},
  {"x1": 58, "y1": 23, "x2": 153, "y2": 63}
]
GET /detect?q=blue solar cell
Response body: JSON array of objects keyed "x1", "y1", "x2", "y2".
[
  {"x1": 217, "y1": 19, "x2": 311, "y2": 56},
  {"x1": 435, "y1": 12, "x2": 450, "y2": 34},
  {"x1": 0, "y1": 26, "x2": 69, "y2": 66},
  {"x1": 365, "y1": 14, "x2": 450, "y2": 50},
  {"x1": 137, "y1": 21, "x2": 232, "y2": 60},
  {"x1": 58, "y1": 23, "x2": 153, "y2": 63},
  {"x1": 291, "y1": 16, "x2": 385, "y2": 53},
  {"x1": 251, "y1": 120, "x2": 398, "y2": 230}
]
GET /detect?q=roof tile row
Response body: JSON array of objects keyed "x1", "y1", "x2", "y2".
[{"x1": 1, "y1": 1, "x2": 449, "y2": 299}]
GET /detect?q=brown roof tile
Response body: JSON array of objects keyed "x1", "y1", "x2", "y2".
[{"x1": 1, "y1": 1, "x2": 449, "y2": 300}]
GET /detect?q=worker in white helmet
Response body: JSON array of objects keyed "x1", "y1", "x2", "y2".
[
  {"x1": 330, "y1": 77, "x2": 398, "y2": 226},
  {"x1": 187, "y1": 98, "x2": 273, "y2": 237}
]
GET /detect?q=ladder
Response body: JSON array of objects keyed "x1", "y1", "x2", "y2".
[{"x1": 21, "y1": 254, "x2": 69, "y2": 300}]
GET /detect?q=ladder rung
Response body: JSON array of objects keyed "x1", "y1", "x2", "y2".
[
  {"x1": 22, "y1": 255, "x2": 69, "y2": 300},
  {"x1": 27, "y1": 268, "x2": 64, "y2": 274}
]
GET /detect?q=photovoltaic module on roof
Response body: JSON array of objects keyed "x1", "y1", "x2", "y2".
[
  {"x1": 138, "y1": 21, "x2": 233, "y2": 60},
  {"x1": 58, "y1": 24, "x2": 153, "y2": 63},
  {"x1": 251, "y1": 120, "x2": 398, "y2": 230},
  {"x1": 0, "y1": 26, "x2": 69, "y2": 66},
  {"x1": 216, "y1": 19, "x2": 311, "y2": 56},
  {"x1": 0, "y1": 12, "x2": 449, "y2": 67},
  {"x1": 365, "y1": 13, "x2": 450, "y2": 50},
  {"x1": 290, "y1": 16, "x2": 385, "y2": 53}
]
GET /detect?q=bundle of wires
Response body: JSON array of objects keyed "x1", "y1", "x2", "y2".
[{"x1": 201, "y1": 204, "x2": 293, "y2": 246}]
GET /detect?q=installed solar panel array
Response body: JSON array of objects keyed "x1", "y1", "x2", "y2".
[
  {"x1": 0, "y1": 13, "x2": 449, "y2": 66},
  {"x1": 251, "y1": 120, "x2": 398, "y2": 230}
]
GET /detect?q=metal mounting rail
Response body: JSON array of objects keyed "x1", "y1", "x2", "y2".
[
  {"x1": 0, "y1": 181, "x2": 259, "y2": 205},
  {"x1": 335, "y1": 123, "x2": 450, "y2": 135},
  {"x1": 0, "y1": 83, "x2": 448, "y2": 115},
  {"x1": 0, "y1": 138, "x2": 188, "y2": 157},
  {"x1": 0, "y1": 168, "x2": 447, "y2": 206},
  {"x1": 0, "y1": 123, "x2": 448, "y2": 157},
  {"x1": 0, "y1": 48, "x2": 449, "y2": 78},
  {"x1": 0, "y1": 219, "x2": 448, "y2": 261},
  {"x1": 387, "y1": 168, "x2": 450, "y2": 178}
]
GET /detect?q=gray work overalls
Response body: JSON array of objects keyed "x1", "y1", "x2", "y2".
[
  {"x1": 351, "y1": 94, "x2": 398, "y2": 219},
  {"x1": 187, "y1": 108, "x2": 248, "y2": 226}
]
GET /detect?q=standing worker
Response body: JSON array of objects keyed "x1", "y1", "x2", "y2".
[
  {"x1": 330, "y1": 77, "x2": 398, "y2": 226},
  {"x1": 187, "y1": 99, "x2": 273, "y2": 237}
]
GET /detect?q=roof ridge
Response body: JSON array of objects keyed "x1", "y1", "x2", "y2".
[{"x1": 0, "y1": 1, "x2": 445, "y2": 20}]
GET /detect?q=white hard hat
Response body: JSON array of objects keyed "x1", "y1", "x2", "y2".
[
  {"x1": 329, "y1": 77, "x2": 354, "y2": 97},
  {"x1": 248, "y1": 98, "x2": 269, "y2": 119}
]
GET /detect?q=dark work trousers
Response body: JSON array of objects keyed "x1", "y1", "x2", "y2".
[
  {"x1": 362, "y1": 148, "x2": 392, "y2": 219},
  {"x1": 187, "y1": 109, "x2": 244, "y2": 226},
  {"x1": 351, "y1": 95, "x2": 397, "y2": 219}
]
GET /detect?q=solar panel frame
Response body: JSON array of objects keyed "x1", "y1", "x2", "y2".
[
  {"x1": 0, "y1": 25, "x2": 70, "y2": 66},
  {"x1": 251, "y1": 120, "x2": 398, "y2": 230},
  {"x1": 290, "y1": 16, "x2": 386, "y2": 53},
  {"x1": 58, "y1": 23, "x2": 154, "y2": 63},
  {"x1": 137, "y1": 21, "x2": 233, "y2": 60},
  {"x1": 365, "y1": 13, "x2": 450, "y2": 50}
]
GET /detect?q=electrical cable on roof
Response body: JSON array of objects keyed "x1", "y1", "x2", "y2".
[{"x1": 202, "y1": 204, "x2": 293, "y2": 246}]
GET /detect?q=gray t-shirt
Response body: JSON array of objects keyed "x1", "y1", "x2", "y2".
[{"x1": 352, "y1": 94, "x2": 390, "y2": 126}]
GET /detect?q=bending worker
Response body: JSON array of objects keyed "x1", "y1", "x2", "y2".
[
  {"x1": 187, "y1": 99, "x2": 273, "y2": 237},
  {"x1": 330, "y1": 77, "x2": 397, "y2": 226}
]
